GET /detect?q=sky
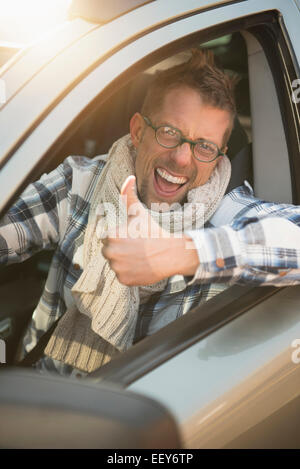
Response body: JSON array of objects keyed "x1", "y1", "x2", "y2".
[{"x1": 0, "y1": 0, "x2": 72, "y2": 45}]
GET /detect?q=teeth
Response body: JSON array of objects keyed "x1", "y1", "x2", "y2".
[{"x1": 156, "y1": 168, "x2": 187, "y2": 185}]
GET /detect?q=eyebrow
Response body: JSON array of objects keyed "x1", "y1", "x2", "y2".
[
  {"x1": 159, "y1": 120, "x2": 195, "y2": 138},
  {"x1": 159, "y1": 120, "x2": 218, "y2": 146}
]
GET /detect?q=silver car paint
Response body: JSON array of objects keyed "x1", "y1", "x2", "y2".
[{"x1": 129, "y1": 286, "x2": 300, "y2": 447}]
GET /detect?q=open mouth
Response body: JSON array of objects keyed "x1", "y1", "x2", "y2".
[{"x1": 153, "y1": 167, "x2": 188, "y2": 198}]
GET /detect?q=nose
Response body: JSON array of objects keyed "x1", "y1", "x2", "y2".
[{"x1": 170, "y1": 142, "x2": 193, "y2": 167}]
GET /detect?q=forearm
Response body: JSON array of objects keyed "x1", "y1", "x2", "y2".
[
  {"x1": 0, "y1": 160, "x2": 73, "y2": 265},
  {"x1": 170, "y1": 235, "x2": 200, "y2": 277},
  {"x1": 0, "y1": 210, "x2": 58, "y2": 265},
  {"x1": 186, "y1": 216, "x2": 300, "y2": 286}
]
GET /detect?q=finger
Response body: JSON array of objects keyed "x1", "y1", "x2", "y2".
[
  {"x1": 101, "y1": 244, "x2": 108, "y2": 259},
  {"x1": 120, "y1": 175, "x2": 142, "y2": 214},
  {"x1": 101, "y1": 243, "x2": 115, "y2": 259}
]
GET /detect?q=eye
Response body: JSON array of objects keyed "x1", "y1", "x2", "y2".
[
  {"x1": 162, "y1": 126, "x2": 178, "y2": 137},
  {"x1": 194, "y1": 140, "x2": 219, "y2": 161},
  {"x1": 197, "y1": 141, "x2": 216, "y2": 155},
  {"x1": 156, "y1": 126, "x2": 181, "y2": 147}
]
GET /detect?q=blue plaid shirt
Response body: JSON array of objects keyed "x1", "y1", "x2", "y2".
[{"x1": 1, "y1": 155, "x2": 300, "y2": 372}]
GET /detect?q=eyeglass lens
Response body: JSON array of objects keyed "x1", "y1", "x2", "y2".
[{"x1": 156, "y1": 126, "x2": 218, "y2": 161}]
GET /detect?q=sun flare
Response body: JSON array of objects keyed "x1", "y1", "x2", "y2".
[{"x1": 0, "y1": 0, "x2": 72, "y2": 44}]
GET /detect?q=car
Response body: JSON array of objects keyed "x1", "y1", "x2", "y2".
[
  {"x1": 0, "y1": 40, "x2": 24, "y2": 69},
  {"x1": 0, "y1": 0, "x2": 300, "y2": 449}
]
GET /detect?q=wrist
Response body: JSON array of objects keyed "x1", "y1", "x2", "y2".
[{"x1": 170, "y1": 234, "x2": 200, "y2": 277}]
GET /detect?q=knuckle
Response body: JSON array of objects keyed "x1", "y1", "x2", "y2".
[
  {"x1": 102, "y1": 245, "x2": 113, "y2": 260},
  {"x1": 116, "y1": 271, "x2": 131, "y2": 285}
]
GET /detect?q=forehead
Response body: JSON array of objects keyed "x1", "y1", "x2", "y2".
[{"x1": 153, "y1": 86, "x2": 231, "y2": 141}]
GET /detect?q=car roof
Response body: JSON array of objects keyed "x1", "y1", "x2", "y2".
[
  {"x1": 67, "y1": 0, "x2": 242, "y2": 24},
  {"x1": 69, "y1": 0, "x2": 155, "y2": 24}
]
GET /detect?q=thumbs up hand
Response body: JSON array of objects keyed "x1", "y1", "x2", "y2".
[
  {"x1": 121, "y1": 175, "x2": 150, "y2": 236},
  {"x1": 121, "y1": 175, "x2": 141, "y2": 211},
  {"x1": 101, "y1": 176, "x2": 199, "y2": 286}
]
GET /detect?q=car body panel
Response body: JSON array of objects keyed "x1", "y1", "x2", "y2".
[
  {"x1": 129, "y1": 286, "x2": 300, "y2": 448},
  {"x1": 0, "y1": 19, "x2": 96, "y2": 104},
  {"x1": 294, "y1": 0, "x2": 300, "y2": 11}
]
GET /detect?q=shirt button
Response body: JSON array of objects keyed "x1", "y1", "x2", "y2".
[
  {"x1": 73, "y1": 263, "x2": 81, "y2": 270},
  {"x1": 216, "y1": 258, "x2": 225, "y2": 268}
]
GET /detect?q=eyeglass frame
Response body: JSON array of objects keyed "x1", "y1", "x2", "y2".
[{"x1": 142, "y1": 115, "x2": 226, "y2": 163}]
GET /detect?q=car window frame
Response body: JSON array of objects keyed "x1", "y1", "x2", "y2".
[{"x1": 246, "y1": 18, "x2": 300, "y2": 204}]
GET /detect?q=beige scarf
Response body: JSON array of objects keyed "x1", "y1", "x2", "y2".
[{"x1": 44, "y1": 134, "x2": 231, "y2": 372}]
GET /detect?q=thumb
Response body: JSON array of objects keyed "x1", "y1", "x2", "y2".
[{"x1": 121, "y1": 175, "x2": 143, "y2": 215}]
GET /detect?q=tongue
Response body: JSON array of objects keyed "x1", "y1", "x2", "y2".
[{"x1": 156, "y1": 171, "x2": 181, "y2": 193}]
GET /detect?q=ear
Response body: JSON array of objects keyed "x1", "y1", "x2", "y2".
[{"x1": 130, "y1": 112, "x2": 145, "y2": 149}]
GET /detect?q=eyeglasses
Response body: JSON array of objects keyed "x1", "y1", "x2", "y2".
[{"x1": 143, "y1": 115, "x2": 226, "y2": 163}]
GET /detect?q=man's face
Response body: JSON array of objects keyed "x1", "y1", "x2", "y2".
[{"x1": 130, "y1": 86, "x2": 231, "y2": 208}]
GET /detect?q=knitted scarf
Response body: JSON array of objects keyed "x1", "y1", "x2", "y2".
[{"x1": 44, "y1": 134, "x2": 231, "y2": 372}]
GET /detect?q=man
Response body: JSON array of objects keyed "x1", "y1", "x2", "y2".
[{"x1": 1, "y1": 49, "x2": 300, "y2": 377}]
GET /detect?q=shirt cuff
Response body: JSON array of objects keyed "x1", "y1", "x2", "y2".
[
  {"x1": 185, "y1": 226, "x2": 245, "y2": 285},
  {"x1": 185, "y1": 221, "x2": 300, "y2": 286}
]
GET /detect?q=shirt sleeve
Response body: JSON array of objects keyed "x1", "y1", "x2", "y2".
[
  {"x1": 186, "y1": 187, "x2": 300, "y2": 287},
  {"x1": 0, "y1": 158, "x2": 75, "y2": 265}
]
